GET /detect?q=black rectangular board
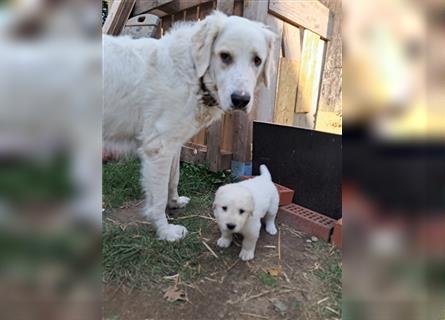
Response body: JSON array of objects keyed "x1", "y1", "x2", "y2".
[{"x1": 252, "y1": 122, "x2": 342, "y2": 219}]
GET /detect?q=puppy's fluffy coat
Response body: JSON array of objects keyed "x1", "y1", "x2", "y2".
[{"x1": 213, "y1": 165, "x2": 279, "y2": 261}]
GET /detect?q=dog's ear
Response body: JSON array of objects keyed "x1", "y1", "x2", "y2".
[
  {"x1": 191, "y1": 11, "x2": 227, "y2": 78},
  {"x1": 259, "y1": 27, "x2": 278, "y2": 88}
]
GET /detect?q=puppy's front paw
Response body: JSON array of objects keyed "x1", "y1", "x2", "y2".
[
  {"x1": 266, "y1": 224, "x2": 278, "y2": 235},
  {"x1": 168, "y1": 196, "x2": 190, "y2": 209},
  {"x1": 217, "y1": 237, "x2": 231, "y2": 248},
  {"x1": 239, "y1": 249, "x2": 255, "y2": 261},
  {"x1": 157, "y1": 224, "x2": 188, "y2": 241}
]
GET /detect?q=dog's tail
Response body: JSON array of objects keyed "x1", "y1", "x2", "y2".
[{"x1": 259, "y1": 164, "x2": 272, "y2": 180}]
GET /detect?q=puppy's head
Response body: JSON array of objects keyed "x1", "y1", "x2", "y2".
[
  {"x1": 192, "y1": 11, "x2": 277, "y2": 113},
  {"x1": 213, "y1": 184, "x2": 254, "y2": 233}
]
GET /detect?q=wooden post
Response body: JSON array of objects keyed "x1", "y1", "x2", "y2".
[
  {"x1": 206, "y1": 0, "x2": 235, "y2": 172},
  {"x1": 103, "y1": 0, "x2": 136, "y2": 35}
]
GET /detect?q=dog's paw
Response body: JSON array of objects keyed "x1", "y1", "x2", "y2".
[
  {"x1": 217, "y1": 237, "x2": 231, "y2": 248},
  {"x1": 239, "y1": 249, "x2": 255, "y2": 261},
  {"x1": 168, "y1": 196, "x2": 191, "y2": 209},
  {"x1": 266, "y1": 224, "x2": 278, "y2": 235},
  {"x1": 157, "y1": 224, "x2": 188, "y2": 241}
]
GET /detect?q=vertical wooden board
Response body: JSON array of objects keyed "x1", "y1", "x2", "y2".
[
  {"x1": 198, "y1": 1, "x2": 214, "y2": 19},
  {"x1": 162, "y1": 15, "x2": 173, "y2": 34},
  {"x1": 184, "y1": 6, "x2": 198, "y2": 21},
  {"x1": 216, "y1": 0, "x2": 234, "y2": 14},
  {"x1": 206, "y1": 120, "x2": 223, "y2": 172},
  {"x1": 282, "y1": 23, "x2": 302, "y2": 60},
  {"x1": 192, "y1": 128, "x2": 207, "y2": 145},
  {"x1": 222, "y1": 113, "x2": 233, "y2": 152},
  {"x1": 103, "y1": 0, "x2": 136, "y2": 35},
  {"x1": 274, "y1": 58, "x2": 300, "y2": 126},
  {"x1": 295, "y1": 30, "x2": 324, "y2": 114},
  {"x1": 233, "y1": 0, "x2": 243, "y2": 16}
]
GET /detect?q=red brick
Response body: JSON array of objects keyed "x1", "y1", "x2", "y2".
[
  {"x1": 240, "y1": 176, "x2": 295, "y2": 206},
  {"x1": 275, "y1": 184, "x2": 294, "y2": 206},
  {"x1": 331, "y1": 218, "x2": 342, "y2": 249},
  {"x1": 278, "y1": 204, "x2": 336, "y2": 241}
]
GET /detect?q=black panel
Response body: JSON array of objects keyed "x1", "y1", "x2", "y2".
[{"x1": 252, "y1": 122, "x2": 342, "y2": 219}]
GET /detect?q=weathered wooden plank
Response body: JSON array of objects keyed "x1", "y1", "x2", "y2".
[
  {"x1": 221, "y1": 113, "x2": 233, "y2": 152},
  {"x1": 273, "y1": 58, "x2": 299, "y2": 126},
  {"x1": 198, "y1": 1, "x2": 214, "y2": 19},
  {"x1": 161, "y1": 14, "x2": 173, "y2": 34},
  {"x1": 282, "y1": 22, "x2": 301, "y2": 60},
  {"x1": 294, "y1": 29, "x2": 326, "y2": 129},
  {"x1": 217, "y1": 0, "x2": 234, "y2": 14},
  {"x1": 268, "y1": 0, "x2": 332, "y2": 40},
  {"x1": 133, "y1": 0, "x2": 173, "y2": 16},
  {"x1": 232, "y1": 111, "x2": 249, "y2": 163},
  {"x1": 103, "y1": 0, "x2": 136, "y2": 35},
  {"x1": 122, "y1": 13, "x2": 160, "y2": 38},
  {"x1": 318, "y1": 0, "x2": 342, "y2": 113},
  {"x1": 158, "y1": 0, "x2": 211, "y2": 16},
  {"x1": 233, "y1": 0, "x2": 243, "y2": 16},
  {"x1": 181, "y1": 143, "x2": 207, "y2": 165},
  {"x1": 206, "y1": 119, "x2": 223, "y2": 172}
]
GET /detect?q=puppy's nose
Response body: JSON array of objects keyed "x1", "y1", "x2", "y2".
[
  {"x1": 226, "y1": 223, "x2": 236, "y2": 230},
  {"x1": 231, "y1": 91, "x2": 250, "y2": 109}
]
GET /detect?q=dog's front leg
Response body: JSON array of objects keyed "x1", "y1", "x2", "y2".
[
  {"x1": 167, "y1": 147, "x2": 190, "y2": 209},
  {"x1": 239, "y1": 221, "x2": 261, "y2": 261},
  {"x1": 140, "y1": 145, "x2": 188, "y2": 241}
]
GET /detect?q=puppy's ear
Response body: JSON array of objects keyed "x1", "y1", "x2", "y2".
[
  {"x1": 191, "y1": 11, "x2": 227, "y2": 78},
  {"x1": 259, "y1": 27, "x2": 278, "y2": 88}
]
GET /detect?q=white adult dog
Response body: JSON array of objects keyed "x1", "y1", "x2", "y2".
[
  {"x1": 213, "y1": 165, "x2": 279, "y2": 261},
  {"x1": 103, "y1": 11, "x2": 276, "y2": 241}
]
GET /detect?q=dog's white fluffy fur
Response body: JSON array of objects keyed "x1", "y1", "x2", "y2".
[
  {"x1": 103, "y1": 11, "x2": 276, "y2": 241},
  {"x1": 213, "y1": 165, "x2": 279, "y2": 261}
]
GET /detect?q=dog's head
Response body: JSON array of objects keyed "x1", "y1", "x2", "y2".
[
  {"x1": 213, "y1": 184, "x2": 254, "y2": 233},
  {"x1": 192, "y1": 11, "x2": 277, "y2": 113}
]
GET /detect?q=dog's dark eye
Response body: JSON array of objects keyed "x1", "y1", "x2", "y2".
[
  {"x1": 239, "y1": 209, "x2": 245, "y2": 214},
  {"x1": 254, "y1": 56, "x2": 262, "y2": 66},
  {"x1": 222, "y1": 206, "x2": 227, "y2": 211},
  {"x1": 220, "y1": 52, "x2": 232, "y2": 64}
]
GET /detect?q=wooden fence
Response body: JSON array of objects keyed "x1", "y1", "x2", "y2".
[{"x1": 103, "y1": 0, "x2": 342, "y2": 174}]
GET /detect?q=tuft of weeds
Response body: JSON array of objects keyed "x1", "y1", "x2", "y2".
[{"x1": 258, "y1": 271, "x2": 279, "y2": 287}]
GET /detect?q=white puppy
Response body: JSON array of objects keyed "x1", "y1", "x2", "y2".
[
  {"x1": 103, "y1": 11, "x2": 276, "y2": 241},
  {"x1": 213, "y1": 165, "x2": 279, "y2": 261}
]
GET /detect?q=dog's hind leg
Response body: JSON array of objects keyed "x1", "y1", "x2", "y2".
[
  {"x1": 265, "y1": 193, "x2": 279, "y2": 235},
  {"x1": 140, "y1": 145, "x2": 188, "y2": 241},
  {"x1": 167, "y1": 148, "x2": 190, "y2": 209}
]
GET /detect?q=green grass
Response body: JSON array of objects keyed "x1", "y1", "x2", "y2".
[
  {"x1": 258, "y1": 271, "x2": 279, "y2": 287},
  {"x1": 102, "y1": 158, "x2": 142, "y2": 209},
  {"x1": 312, "y1": 241, "x2": 342, "y2": 318},
  {"x1": 102, "y1": 159, "x2": 234, "y2": 286}
]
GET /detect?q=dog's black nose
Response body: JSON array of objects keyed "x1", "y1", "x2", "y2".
[
  {"x1": 231, "y1": 92, "x2": 250, "y2": 109},
  {"x1": 226, "y1": 223, "x2": 236, "y2": 230}
]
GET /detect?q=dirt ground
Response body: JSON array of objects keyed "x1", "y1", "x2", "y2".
[{"x1": 103, "y1": 201, "x2": 341, "y2": 320}]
